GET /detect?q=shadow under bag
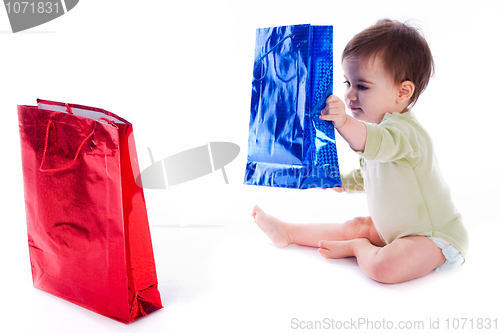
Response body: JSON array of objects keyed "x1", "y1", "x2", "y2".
[
  {"x1": 244, "y1": 24, "x2": 342, "y2": 189},
  {"x1": 18, "y1": 99, "x2": 162, "y2": 324}
]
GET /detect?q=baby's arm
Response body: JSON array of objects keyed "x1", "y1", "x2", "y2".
[{"x1": 319, "y1": 95, "x2": 367, "y2": 152}]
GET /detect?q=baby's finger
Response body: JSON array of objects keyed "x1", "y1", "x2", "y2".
[
  {"x1": 319, "y1": 114, "x2": 336, "y2": 122},
  {"x1": 325, "y1": 95, "x2": 341, "y2": 103},
  {"x1": 321, "y1": 106, "x2": 341, "y2": 117},
  {"x1": 322, "y1": 102, "x2": 340, "y2": 113}
]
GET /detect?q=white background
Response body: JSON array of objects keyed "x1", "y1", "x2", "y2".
[{"x1": 1, "y1": 1, "x2": 499, "y2": 332}]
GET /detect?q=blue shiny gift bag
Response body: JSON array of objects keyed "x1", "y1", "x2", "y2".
[{"x1": 244, "y1": 24, "x2": 342, "y2": 189}]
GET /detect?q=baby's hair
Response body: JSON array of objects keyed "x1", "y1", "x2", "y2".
[{"x1": 342, "y1": 19, "x2": 434, "y2": 108}]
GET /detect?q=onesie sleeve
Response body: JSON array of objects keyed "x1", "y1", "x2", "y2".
[
  {"x1": 359, "y1": 116, "x2": 419, "y2": 163},
  {"x1": 340, "y1": 168, "x2": 364, "y2": 193}
]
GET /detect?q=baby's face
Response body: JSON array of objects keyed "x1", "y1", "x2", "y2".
[{"x1": 342, "y1": 56, "x2": 404, "y2": 124}]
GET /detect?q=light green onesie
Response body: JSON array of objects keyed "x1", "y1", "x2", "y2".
[{"x1": 341, "y1": 110, "x2": 469, "y2": 261}]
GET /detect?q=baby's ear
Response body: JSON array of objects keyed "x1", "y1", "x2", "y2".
[{"x1": 398, "y1": 81, "x2": 415, "y2": 104}]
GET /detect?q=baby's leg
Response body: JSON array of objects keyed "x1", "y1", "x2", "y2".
[
  {"x1": 319, "y1": 236, "x2": 446, "y2": 284},
  {"x1": 252, "y1": 205, "x2": 384, "y2": 248}
]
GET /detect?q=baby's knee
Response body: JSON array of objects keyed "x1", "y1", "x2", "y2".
[
  {"x1": 345, "y1": 216, "x2": 372, "y2": 228},
  {"x1": 344, "y1": 216, "x2": 373, "y2": 236},
  {"x1": 368, "y1": 253, "x2": 400, "y2": 284}
]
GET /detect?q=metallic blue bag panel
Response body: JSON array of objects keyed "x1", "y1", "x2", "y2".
[{"x1": 244, "y1": 24, "x2": 342, "y2": 189}]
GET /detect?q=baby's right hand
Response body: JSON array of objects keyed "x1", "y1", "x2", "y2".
[{"x1": 319, "y1": 95, "x2": 348, "y2": 129}]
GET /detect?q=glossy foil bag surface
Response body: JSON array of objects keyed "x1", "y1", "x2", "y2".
[
  {"x1": 18, "y1": 99, "x2": 162, "y2": 324},
  {"x1": 245, "y1": 24, "x2": 341, "y2": 189}
]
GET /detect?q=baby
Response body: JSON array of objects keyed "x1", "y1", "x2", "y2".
[{"x1": 252, "y1": 19, "x2": 469, "y2": 284}]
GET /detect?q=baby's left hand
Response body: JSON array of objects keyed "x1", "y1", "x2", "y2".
[
  {"x1": 319, "y1": 95, "x2": 347, "y2": 129},
  {"x1": 322, "y1": 185, "x2": 346, "y2": 192}
]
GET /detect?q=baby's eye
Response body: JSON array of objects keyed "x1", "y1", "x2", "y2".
[
  {"x1": 343, "y1": 80, "x2": 351, "y2": 87},
  {"x1": 357, "y1": 85, "x2": 368, "y2": 91}
]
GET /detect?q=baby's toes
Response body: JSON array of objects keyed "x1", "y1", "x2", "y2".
[
  {"x1": 318, "y1": 240, "x2": 336, "y2": 259},
  {"x1": 318, "y1": 248, "x2": 331, "y2": 259},
  {"x1": 318, "y1": 240, "x2": 333, "y2": 249}
]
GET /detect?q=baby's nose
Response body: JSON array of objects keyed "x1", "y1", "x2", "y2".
[{"x1": 345, "y1": 89, "x2": 357, "y2": 101}]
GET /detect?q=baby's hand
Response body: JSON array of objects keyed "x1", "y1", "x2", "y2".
[
  {"x1": 322, "y1": 184, "x2": 346, "y2": 192},
  {"x1": 319, "y1": 95, "x2": 347, "y2": 129},
  {"x1": 332, "y1": 186, "x2": 346, "y2": 193}
]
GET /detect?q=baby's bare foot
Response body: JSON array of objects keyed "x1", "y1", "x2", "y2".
[
  {"x1": 252, "y1": 205, "x2": 292, "y2": 248},
  {"x1": 318, "y1": 240, "x2": 356, "y2": 259}
]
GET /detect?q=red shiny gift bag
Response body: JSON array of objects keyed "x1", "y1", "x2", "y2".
[{"x1": 18, "y1": 99, "x2": 162, "y2": 324}]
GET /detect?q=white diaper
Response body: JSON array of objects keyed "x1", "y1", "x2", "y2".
[{"x1": 426, "y1": 236, "x2": 465, "y2": 271}]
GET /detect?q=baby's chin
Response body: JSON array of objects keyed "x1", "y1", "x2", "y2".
[
  {"x1": 351, "y1": 109, "x2": 367, "y2": 121},
  {"x1": 351, "y1": 110, "x2": 383, "y2": 124}
]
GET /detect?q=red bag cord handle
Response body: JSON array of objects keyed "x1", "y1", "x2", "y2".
[
  {"x1": 65, "y1": 103, "x2": 73, "y2": 114},
  {"x1": 98, "y1": 117, "x2": 118, "y2": 128},
  {"x1": 39, "y1": 120, "x2": 95, "y2": 173}
]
